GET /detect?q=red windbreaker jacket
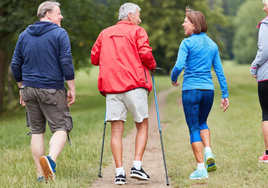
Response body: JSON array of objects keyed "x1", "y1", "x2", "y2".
[{"x1": 91, "y1": 20, "x2": 156, "y2": 96}]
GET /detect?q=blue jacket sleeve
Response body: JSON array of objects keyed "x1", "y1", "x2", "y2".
[
  {"x1": 212, "y1": 50, "x2": 229, "y2": 98},
  {"x1": 171, "y1": 41, "x2": 187, "y2": 82},
  {"x1": 59, "y1": 31, "x2": 75, "y2": 81},
  {"x1": 11, "y1": 36, "x2": 23, "y2": 82}
]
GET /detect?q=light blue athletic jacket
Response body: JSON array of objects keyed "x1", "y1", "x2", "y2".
[
  {"x1": 251, "y1": 17, "x2": 268, "y2": 82},
  {"x1": 171, "y1": 32, "x2": 229, "y2": 99}
]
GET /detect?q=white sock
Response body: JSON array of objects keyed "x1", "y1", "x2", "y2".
[
  {"x1": 116, "y1": 167, "x2": 125, "y2": 176},
  {"x1": 133, "y1": 161, "x2": 142, "y2": 170},
  {"x1": 205, "y1": 147, "x2": 212, "y2": 153},
  {"x1": 197, "y1": 163, "x2": 205, "y2": 171}
]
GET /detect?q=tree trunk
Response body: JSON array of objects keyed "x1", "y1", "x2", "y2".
[
  {"x1": 0, "y1": 49, "x2": 6, "y2": 115},
  {"x1": 8, "y1": 64, "x2": 13, "y2": 104}
]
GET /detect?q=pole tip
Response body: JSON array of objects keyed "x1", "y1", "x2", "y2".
[{"x1": 98, "y1": 174, "x2": 103, "y2": 178}]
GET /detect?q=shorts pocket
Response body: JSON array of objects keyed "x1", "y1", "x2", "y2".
[
  {"x1": 39, "y1": 89, "x2": 58, "y2": 105},
  {"x1": 64, "y1": 111, "x2": 73, "y2": 132},
  {"x1": 21, "y1": 86, "x2": 29, "y2": 102}
]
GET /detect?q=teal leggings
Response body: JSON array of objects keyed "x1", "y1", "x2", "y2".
[{"x1": 182, "y1": 90, "x2": 214, "y2": 144}]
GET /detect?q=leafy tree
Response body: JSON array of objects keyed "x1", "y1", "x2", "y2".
[
  {"x1": 60, "y1": 0, "x2": 122, "y2": 69},
  {"x1": 223, "y1": 0, "x2": 247, "y2": 16},
  {"x1": 0, "y1": 0, "x2": 122, "y2": 115},
  {"x1": 128, "y1": 0, "x2": 229, "y2": 75},
  {"x1": 0, "y1": 0, "x2": 43, "y2": 115},
  {"x1": 233, "y1": 0, "x2": 264, "y2": 64}
]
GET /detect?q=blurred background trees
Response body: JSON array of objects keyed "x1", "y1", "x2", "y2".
[
  {"x1": 0, "y1": 0, "x2": 266, "y2": 114},
  {"x1": 233, "y1": 0, "x2": 264, "y2": 64}
]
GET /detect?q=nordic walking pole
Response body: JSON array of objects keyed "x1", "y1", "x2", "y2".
[
  {"x1": 98, "y1": 110, "x2": 107, "y2": 178},
  {"x1": 151, "y1": 68, "x2": 169, "y2": 186}
]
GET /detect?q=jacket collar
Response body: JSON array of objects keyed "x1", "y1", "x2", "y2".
[
  {"x1": 117, "y1": 20, "x2": 134, "y2": 26},
  {"x1": 257, "y1": 16, "x2": 268, "y2": 28}
]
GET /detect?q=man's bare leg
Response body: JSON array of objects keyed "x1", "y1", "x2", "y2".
[
  {"x1": 111, "y1": 121, "x2": 124, "y2": 168},
  {"x1": 31, "y1": 133, "x2": 45, "y2": 177}
]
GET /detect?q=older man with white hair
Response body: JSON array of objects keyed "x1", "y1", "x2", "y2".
[{"x1": 91, "y1": 2, "x2": 156, "y2": 185}]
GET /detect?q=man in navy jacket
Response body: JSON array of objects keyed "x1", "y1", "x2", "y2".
[{"x1": 11, "y1": 1, "x2": 75, "y2": 182}]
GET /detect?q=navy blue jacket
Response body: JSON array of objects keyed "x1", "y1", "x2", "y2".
[{"x1": 11, "y1": 21, "x2": 74, "y2": 89}]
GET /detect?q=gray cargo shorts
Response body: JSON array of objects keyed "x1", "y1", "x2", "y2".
[{"x1": 21, "y1": 86, "x2": 73, "y2": 135}]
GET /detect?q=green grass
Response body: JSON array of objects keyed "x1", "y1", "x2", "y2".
[
  {"x1": 0, "y1": 67, "x2": 131, "y2": 188},
  {"x1": 0, "y1": 67, "x2": 171, "y2": 188},
  {"x1": 0, "y1": 62, "x2": 266, "y2": 187}
]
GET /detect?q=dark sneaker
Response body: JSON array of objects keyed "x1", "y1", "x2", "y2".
[
  {"x1": 39, "y1": 156, "x2": 56, "y2": 181},
  {"x1": 130, "y1": 167, "x2": 150, "y2": 180},
  {"x1": 114, "y1": 174, "x2": 126, "y2": 185}
]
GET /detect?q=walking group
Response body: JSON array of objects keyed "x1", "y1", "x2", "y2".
[{"x1": 10, "y1": 0, "x2": 268, "y2": 185}]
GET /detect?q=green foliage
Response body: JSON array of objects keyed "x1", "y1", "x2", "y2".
[
  {"x1": 0, "y1": 0, "x2": 123, "y2": 114},
  {"x1": 194, "y1": 0, "x2": 230, "y2": 59},
  {"x1": 223, "y1": 0, "x2": 247, "y2": 16},
  {"x1": 0, "y1": 0, "x2": 43, "y2": 49},
  {"x1": 233, "y1": 0, "x2": 265, "y2": 64},
  {"x1": 128, "y1": 0, "x2": 230, "y2": 75},
  {"x1": 60, "y1": 0, "x2": 123, "y2": 69}
]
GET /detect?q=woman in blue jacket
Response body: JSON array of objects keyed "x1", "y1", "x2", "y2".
[{"x1": 171, "y1": 7, "x2": 229, "y2": 180}]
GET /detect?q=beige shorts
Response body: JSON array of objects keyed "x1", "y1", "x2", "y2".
[{"x1": 106, "y1": 88, "x2": 148, "y2": 123}]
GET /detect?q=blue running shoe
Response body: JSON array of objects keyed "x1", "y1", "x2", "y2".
[
  {"x1": 205, "y1": 151, "x2": 217, "y2": 172},
  {"x1": 39, "y1": 156, "x2": 56, "y2": 181},
  {"x1": 190, "y1": 169, "x2": 208, "y2": 180}
]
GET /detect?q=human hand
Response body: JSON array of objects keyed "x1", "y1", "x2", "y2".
[
  {"x1": 253, "y1": 75, "x2": 257, "y2": 78},
  {"x1": 19, "y1": 90, "x2": 26, "y2": 106},
  {"x1": 221, "y1": 98, "x2": 229, "y2": 112},
  {"x1": 150, "y1": 68, "x2": 156, "y2": 75},
  {"x1": 171, "y1": 79, "x2": 180, "y2": 87},
  {"x1": 67, "y1": 90, "x2": 75, "y2": 107}
]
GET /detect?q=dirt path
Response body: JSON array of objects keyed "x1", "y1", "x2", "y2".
[{"x1": 90, "y1": 87, "x2": 177, "y2": 188}]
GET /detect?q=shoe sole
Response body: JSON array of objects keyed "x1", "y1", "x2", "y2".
[
  {"x1": 130, "y1": 174, "x2": 150, "y2": 180},
  {"x1": 190, "y1": 175, "x2": 209, "y2": 180},
  {"x1": 259, "y1": 160, "x2": 268, "y2": 163},
  {"x1": 39, "y1": 156, "x2": 54, "y2": 181},
  {"x1": 206, "y1": 157, "x2": 217, "y2": 172},
  {"x1": 115, "y1": 181, "x2": 126, "y2": 185}
]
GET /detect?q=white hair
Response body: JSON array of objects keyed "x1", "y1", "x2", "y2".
[
  {"x1": 263, "y1": 0, "x2": 268, "y2": 5},
  {"x1": 118, "y1": 3, "x2": 141, "y2": 21}
]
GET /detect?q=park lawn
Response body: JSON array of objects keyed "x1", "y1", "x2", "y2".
[
  {"x1": 1, "y1": 62, "x2": 266, "y2": 187},
  {"x1": 163, "y1": 61, "x2": 268, "y2": 187},
  {"x1": 0, "y1": 66, "x2": 170, "y2": 188}
]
